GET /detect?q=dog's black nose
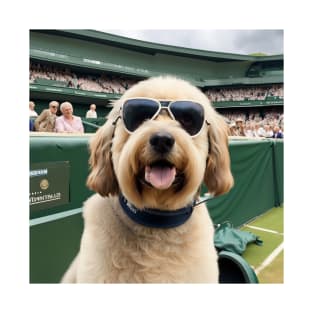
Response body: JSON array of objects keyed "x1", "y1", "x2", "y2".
[{"x1": 149, "y1": 131, "x2": 175, "y2": 154}]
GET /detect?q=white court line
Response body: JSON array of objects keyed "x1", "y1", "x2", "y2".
[
  {"x1": 255, "y1": 242, "x2": 284, "y2": 275},
  {"x1": 244, "y1": 224, "x2": 283, "y2": 235}
]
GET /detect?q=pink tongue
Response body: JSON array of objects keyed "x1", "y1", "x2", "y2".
[{"x1": 145, "y1": 165, "x2": 176, "y2": 190}]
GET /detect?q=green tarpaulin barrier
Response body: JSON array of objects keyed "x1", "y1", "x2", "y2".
[{"x1": 206, "y1": 139, "x2": 283, "y2": 227}]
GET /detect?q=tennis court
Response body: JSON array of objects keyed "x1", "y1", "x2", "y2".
[{"x1": 241, "y1": 206, "x2": 284, "y2": 283}]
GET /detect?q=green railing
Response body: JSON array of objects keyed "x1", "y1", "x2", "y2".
[
  {"x1": 82, "y1": 119, "x2": 102, "y2": 133},
  {"x1": 213, "y1": 98, "x2": 283, "y2": 108}
]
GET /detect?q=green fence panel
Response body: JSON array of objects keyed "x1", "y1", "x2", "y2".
[
  {"x1": 272, "y1": 139, "x2": 284, "y2": 206},
  {"x1": 81, "y1": 118, "x2": 105, "y2": 133},
  {"x1": 30, "y1": 135, "x2": 92, "y2": 283},
  {"x1": 207, "y1": 140, "x2": 277, "y2": 227},
  {"x1": 30, "y1": 212, "x2": 83, "y2": 283},
  {"x1": 29, "y1": 135, "x2": 93, "y2": 219}
]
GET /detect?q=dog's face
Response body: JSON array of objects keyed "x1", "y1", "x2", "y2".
[{"x1": 87, "y1": 76, "x2": 233, "y2": 210}]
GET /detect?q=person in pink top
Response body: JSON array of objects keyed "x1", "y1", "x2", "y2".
[{"x1": 55, "y1": 101, "x2": 84, "y2": 133}]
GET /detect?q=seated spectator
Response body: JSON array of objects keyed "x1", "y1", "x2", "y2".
[
  {"x1": 235, "y1": 118, "x2": 245, "y2": 136},
  {"x1": 244, "y1": 121, "x2": 254, "y2": 138},
  {"x1": 264, "y1": 124, "x2": 274, "y2": 138},
  {"x1": 229, "y1": 123, "x2": 238, "y2": 136},
  {"x1": 29, "y1": 101, "x2": 38, "y2": 117},
  {"x1": 34, "y1": 101, "x2": 59, "y2": 132},
  {"x1": 29, "y1": 118, "x2": 35, "y2": 131},
  {"x1": 250, "y1": 121, "x2": 260, "y2": 138},
  {"x1": 86, "y1": 104, "x2": 97, "y2": 118},
  {"x1": 272, "y1": 125, "x2": 283, "y2": 138},
  {"x1": 257, "y1": 122, "x2": 266, "y2": 137},
  {"x1": 55, "y1": 101, "x2": 84, "y2": 133}
]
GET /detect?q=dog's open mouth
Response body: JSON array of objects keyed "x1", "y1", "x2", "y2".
[{"x1": 144, "y1": 160, "x2": 177, "y2": 190}]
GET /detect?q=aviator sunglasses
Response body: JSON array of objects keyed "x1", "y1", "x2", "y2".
[{"x1": 121, "y1": 98, "x2": 206, "y2": 137}]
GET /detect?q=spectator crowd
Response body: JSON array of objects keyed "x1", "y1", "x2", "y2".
[
  {"x1": 29, "y1": 100, "x2": 85, "y2": 134},
  {"x1": 30, "y1": 99, "x2": 283, "y2": 138},
  {"x1": 30, "y1": 62, "x2": 284, "y2": 104},
  {"x1": 30, "y1": 62, "x2": 138, "y2": 94},
  {"x1": 29, "y1": 62, "x2": 284, "y2": 138},
  {"x1": 205, "y1": 85, "x2": 283, "y2": 102},
  {"x1": 223, "y1": 108, "x2": 284, "y2": 138}
]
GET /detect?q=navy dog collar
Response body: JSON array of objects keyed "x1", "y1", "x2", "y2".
[{"x1": 118, "y1": 194, "x2": 194, "y2": 229}]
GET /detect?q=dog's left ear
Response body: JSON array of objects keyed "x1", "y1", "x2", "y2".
[
  {"x1": 204, "y1": 114, "x2": 234, "y2": 196},
  {"x1": 86, "y1": 118, "x2": 119, "y2": 197}
]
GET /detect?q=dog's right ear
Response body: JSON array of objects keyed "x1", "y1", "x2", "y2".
[
  {"x1": 86, "y1": 119, "x2": 119, "y2": 197},
  {"x1": 204, "y1": 114, "x2": 234, "y2": 196}
]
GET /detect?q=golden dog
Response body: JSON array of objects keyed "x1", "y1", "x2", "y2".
[{"x1": 61, "y1": 76, "x2": 233, "y2": 283}]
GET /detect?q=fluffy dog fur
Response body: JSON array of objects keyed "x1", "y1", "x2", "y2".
[{"x1": 61, "y1": 76, "x2": 233, "y2": 283}]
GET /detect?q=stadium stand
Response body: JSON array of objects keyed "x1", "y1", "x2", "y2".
[{"x1": 30, "y1": 29, "x2": 283, "y2": 136}]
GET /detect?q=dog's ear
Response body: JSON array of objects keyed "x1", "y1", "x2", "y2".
[
  {"x1": 86, "y1": 119, "x2": 119, "y2": 197},
  {"x1": 204, "y1": 114, "x2": 234, "y2": 196}
]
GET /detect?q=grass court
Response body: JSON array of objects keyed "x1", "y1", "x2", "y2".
[{"x1": 241, "y1": 206, "x2": 284, "y2": 283}]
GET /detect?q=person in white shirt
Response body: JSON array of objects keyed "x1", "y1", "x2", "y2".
[
  {"x1": 257, "y1": 122, "x2": 266, "y2": 137},
  {"x1": 250, "y1": 121, "x2": 260, "y2": 138},
  {"x1": 86, "y1": 104, "x2": 97, "y2": 118},
  {"x1": 244, "y1": 121, "x2": 254, "y2": 137},
  {"x1": 264, "y1": 124, "x2": 274, "y2": 138},
  {"x1": 29, "y1": 101, "x2": 38, "y2": 117}
]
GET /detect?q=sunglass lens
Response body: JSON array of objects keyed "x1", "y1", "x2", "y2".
[
  {"x1": 170, "y1": 101, "x2": 204, "y2": 136},
  {"x1": 123, "y1": 99, "x2": 159, "y2": 132}
]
